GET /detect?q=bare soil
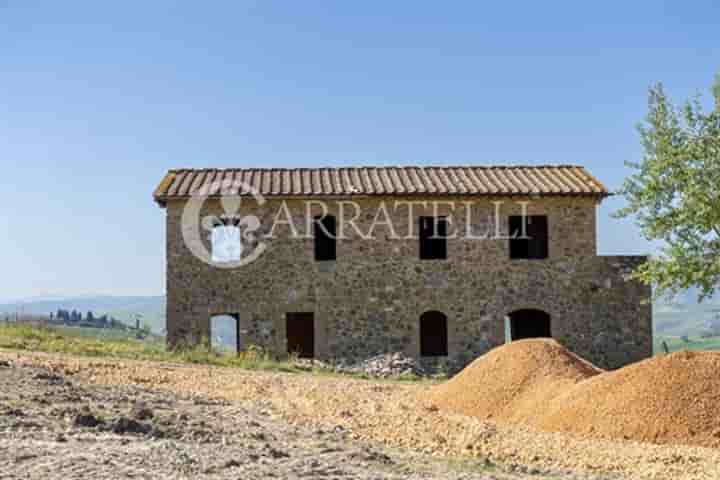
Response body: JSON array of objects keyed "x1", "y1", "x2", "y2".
[
  {"x1": 0, "y1": 354, "x2": 602, "y2": 480},
  {"x1": 2, "y1": 349, "x2": 720, "y2": 479}
]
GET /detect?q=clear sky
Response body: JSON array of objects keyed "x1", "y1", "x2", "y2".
[{"x1": 1, "y1": 1, "x2": 718, "y2": 301}]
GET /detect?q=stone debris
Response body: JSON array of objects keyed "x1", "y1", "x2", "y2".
[
  {"x1": 351, "y1": 353, "x2": 429, "y2": 378},
  {"x1": 294, "y1": 352, "x2": 444, "y2": 378}
]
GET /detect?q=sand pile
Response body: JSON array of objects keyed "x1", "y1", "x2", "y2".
[
  {"x1": 428, "y1": 338, "x2": 602, "y2": 423},
  {"x1": 538, "y1": 349, "x2": 720, "y2": 447},
  {"x1": 430, "y1": 340, "x2": 720, "y2": 448}
]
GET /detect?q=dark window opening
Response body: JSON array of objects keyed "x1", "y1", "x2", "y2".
[
  {"x1": 286, "y1": 312, "x2": 315, "y2": 358},
  {"x1": 509, "y1": 215, "x2": 548, "y2": 259},
  {"x1": 419, "y1": 216, "x2": 448, "y2": 260},
  {"x1": 420, "y1": 311, "x2": 448, "y2": 356},
  {"x1": 509, "y1": 309, "x2": 551, "y2": 340},
  {"x1": 210, "y1": 313, "x2": 240, "y2": 354},
  {"x1": 314, "y1": 215, "x2": 337, "y2": 261}
]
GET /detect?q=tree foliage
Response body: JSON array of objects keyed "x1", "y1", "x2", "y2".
[{"x1": 616, "y1": 74, "x2": 720, "y2": 301}]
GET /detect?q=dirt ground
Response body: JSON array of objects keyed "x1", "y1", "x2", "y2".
[
  {"x1": 2, "y1": 351, "x2": 719, "y2": 480},
  {"x1": 0, "y1": 356, "x2": 605, "y2": 480}
]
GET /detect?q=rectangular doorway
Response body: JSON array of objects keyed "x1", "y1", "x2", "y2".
[
  {"x1": 210, "y1": 313, "x2": 240, "y2": 354},
  {"x1": 286, "y1": 312, "x2": 314, "y2": 358}
]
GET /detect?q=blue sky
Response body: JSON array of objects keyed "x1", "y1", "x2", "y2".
[{"x1": 1, "y1": 1, "x2": 718, "y2": 301}]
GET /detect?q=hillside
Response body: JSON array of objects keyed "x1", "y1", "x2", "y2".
[{"x1": 0, "y1": 295, "x2": 165, "y2": 333}]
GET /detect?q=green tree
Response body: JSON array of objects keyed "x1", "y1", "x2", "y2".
[{"x1": 616, "y1": 73, "x2": 720, "y2": 301}]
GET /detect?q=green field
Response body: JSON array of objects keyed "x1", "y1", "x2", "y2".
[{"x1": 52, "y1": 325, "x2": 157, "y2": 341}]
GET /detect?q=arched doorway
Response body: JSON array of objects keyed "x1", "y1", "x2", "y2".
[
  {"x1": 508, "y1": 309, "x2": 551, "y2": 340},
  {"x1": 420, "y1": 311, "x2": 448, "y2": 356}
]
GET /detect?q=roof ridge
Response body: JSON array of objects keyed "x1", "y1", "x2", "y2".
[{"x1": 165, "y1": 164, "x2": 588, "y2": 173}]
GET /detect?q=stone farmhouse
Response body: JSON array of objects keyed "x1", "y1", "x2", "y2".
[{"x1": 153, "y1": 165, "x2": 652, "y2": 370}]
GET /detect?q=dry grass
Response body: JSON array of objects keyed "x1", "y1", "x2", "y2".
[
  {"x1": 0, "y1": 324, "x2": 429, "y2": 382},
  {"x1": 0, "y1": 323, "x2": 299, "y2": 373}
]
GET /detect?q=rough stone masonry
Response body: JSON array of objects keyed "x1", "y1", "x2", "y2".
[{"x1": 154, "y1": 166, "x2": 652, "y2": 370}]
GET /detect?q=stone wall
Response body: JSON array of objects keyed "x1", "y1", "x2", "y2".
[{"x1": 164, "y1": 195, "x2": 652, "y2": 370}]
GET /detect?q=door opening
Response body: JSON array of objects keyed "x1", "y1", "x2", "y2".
[{"x1": 286, "y1": 312, "x2": 315, "y2": 358}]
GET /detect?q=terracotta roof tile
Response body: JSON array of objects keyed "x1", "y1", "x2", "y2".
[{"x1": 153, "y1": 165, "x2": 609, "y2": 205}]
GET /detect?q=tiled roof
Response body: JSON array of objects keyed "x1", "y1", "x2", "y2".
[{"x1": 153, "y1": 165, "x2": 609, "y2": 205}]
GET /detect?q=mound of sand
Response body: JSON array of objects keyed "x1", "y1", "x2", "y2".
[
  {"x1": 538, "y1": 350, "x2": 720, "y2": 447},
  {"x1": 430, "y1": 340, "x2": 720, "y2": 448},
  {"x1": 428, "y1": 339, "x2": 602, "y2": 423}
]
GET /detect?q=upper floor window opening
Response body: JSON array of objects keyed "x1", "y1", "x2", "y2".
[
  {"x1": 211, "y1": 221, "x2": 242, "y2": 263},
  {"x1": 314, "y1": 214, "x2": 337, "y2": 261},
  {"x1": 509, "y1": 215, "x2": 548, "y2": 259},
  {"x1": 419, "y1": 216, "x2": 448, "y2": 260}
]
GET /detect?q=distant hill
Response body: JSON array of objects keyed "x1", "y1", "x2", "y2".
[
  {"x1": 0, "y1": 295, "x2": 165, "y2": 334},
  {"x1": 653, "y1": 288, "x2": 720, "y2": 337},
  {"x1": 654, "y1": 303, "x2": 720, "y2": 337}
]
